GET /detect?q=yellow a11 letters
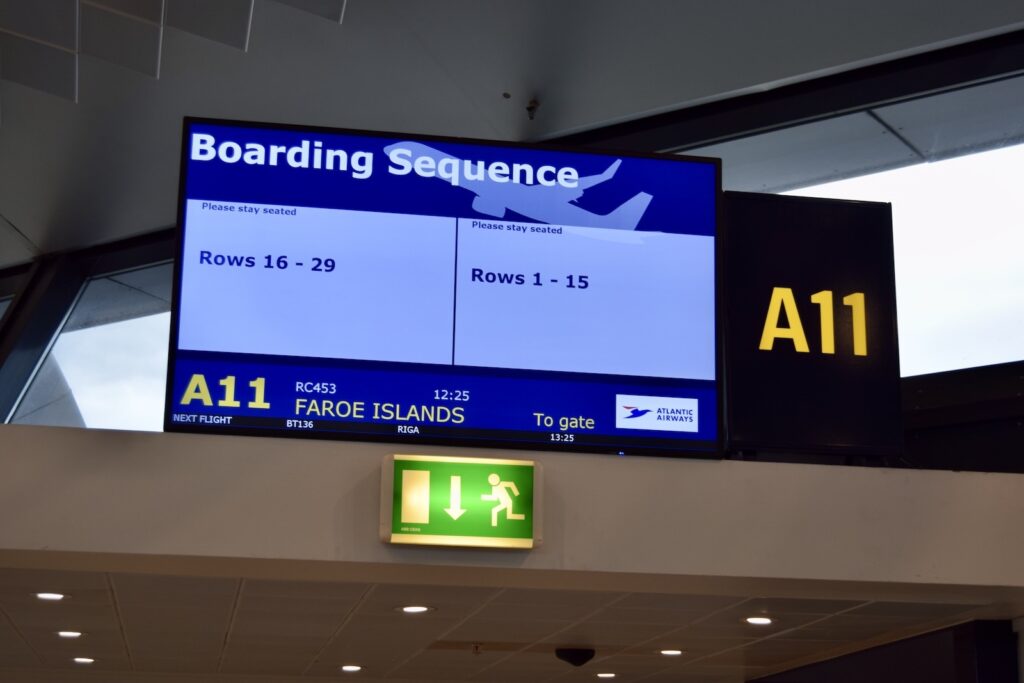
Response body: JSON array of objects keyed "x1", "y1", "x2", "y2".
[{"x1": 759, "y1": 288, "x2": 867, "y2": 356}]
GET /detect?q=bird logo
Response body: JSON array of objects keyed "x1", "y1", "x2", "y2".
[{"x1": 622, "y1": 406, "x2": 652, "y2": 419}]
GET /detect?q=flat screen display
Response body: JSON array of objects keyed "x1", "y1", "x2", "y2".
[{"x1": 165, "y1": 118, "x2": 720, "y2": 455}]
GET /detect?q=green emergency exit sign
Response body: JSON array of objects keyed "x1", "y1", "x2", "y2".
[{"x1": 381, "y1": 454, "x2": 539, "y2": 549}]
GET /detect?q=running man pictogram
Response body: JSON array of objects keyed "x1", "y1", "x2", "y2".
[{"x1": 481, "y1": 473, "x2": 525, "y2": 527}]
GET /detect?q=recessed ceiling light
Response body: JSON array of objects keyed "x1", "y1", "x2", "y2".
[
  {"x1": 597, "y1": 674, "x2": 616, "y2": 679},
  {"x1": 660, "y1": 649, "x2": 683, "y2": 656},
  {"x1": 57, "y1": 631, "x2": 83, "y2": 639},
  {"x1": 340, "y1": 664, "x2": 362, "y2": 673},
  {"x1": 399, "y1": 605, "x2": 431, "y2": 614},
  {"x1": 746, "y1": 616, "x2": 773, "y2": 625},
  {"x1": 73, "y1": 657, "x2": 94, "y2": 664},
  {"x1": 35, "y1": 592, "x2": 64, "y2": 601}
]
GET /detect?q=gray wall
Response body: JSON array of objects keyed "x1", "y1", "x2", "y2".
[{"x1": 1, "y1": 424, "x2": 1023, "y2": 600}]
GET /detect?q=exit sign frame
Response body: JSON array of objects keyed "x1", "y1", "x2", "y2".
[{"x1": 380, "y1": 454, "x2": 543, "y2": 550}]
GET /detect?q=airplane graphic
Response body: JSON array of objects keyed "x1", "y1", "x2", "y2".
[
  {"x1": 383, "y1": 142, "x2": 652, "y2": 230},
  {"x1": 622, "y1": 406, "x2": 652, "y2": 419}
]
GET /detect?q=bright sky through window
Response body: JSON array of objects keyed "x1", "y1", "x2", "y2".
[
  {"x1": 52, "y1": 313, "x2": 169, "y2": 431},
  {"x1": 785, "y1": 143, "x2": 1024, "y2": 376}
]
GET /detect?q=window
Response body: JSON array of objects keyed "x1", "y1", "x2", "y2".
[
  {"x1": 683, "y1": 74, "x2": 1024, "y2": 377},
  {"x1": 8, "y1": 263, "x2": 172, "y2": 431},
  {"x1": 785, "y1": 143, "x2": 1024, "y2": 376}
]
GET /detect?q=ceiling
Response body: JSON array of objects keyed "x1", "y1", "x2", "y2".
[
  {"x1": 0, "y1": 566, "x2": 1003, "y2": 682},
  {"x1": 685, "y1": 73, "x2": 1024, "y2": 193},
  {"x1": 1, "y1": 0, "x2": 1024, "y2": 268}
]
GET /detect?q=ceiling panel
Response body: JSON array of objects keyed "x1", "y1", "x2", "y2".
[
  {"x1": 874, "y1": 76, "x2": 1024, "y2": 159},
  {"x1": 589, "y1": 607, "x2": 711, "y2": 625},
  {"x1": 388, "y1": 648, "x2": 504, "y2": 681},
  {"x1": 0, "y1": 32, "x2": 76, "y2": 100},
  {"x1": 359, "y1": 584, "x2": 502, "y2": 619},
  {"x1": 117, "y1": 597, "x2": 232, "y2": 667},
  {"x1": 0, "y1": 568, "x2": 108, "y2": 593},
  {"x1": 697, "y1": 638, "x2": 847, "y2": 667},
  {"x1": 270, "y1": 0, "x2": 345, "y2": 23},
  {"x1": 238, "y1": 593, "x2": 356, "y2": 615},
  {"x1": 557, "y1": 654, "x2": 665, "y2": 683},
  {"x1": 492, "y1": 588, "x2": 621, "y2": 607},
  {"x1": 445, "y1": 617, "x2": 573, "y2": 643},
  {"x1": 0, "y1": 617, "x2": 34, "y2": 657},
  {"x1": 612, "y1": 594, "x2": 742, "y2": 614},
  {"x1": 0, "y1": 0, "x2": 78, "y2": 50},
  {"x1": 641, "y1": 672, "x2": 741, "y2": 683},
  {"x1": 80, "y1": 3, "x2": 162, "y2": 77},
  {"x1": 675, "y1": 618, "x2": 819, "y2": 642},
  {"x1": 473, "y1": 602, "x2": 599, "y2": 623},
  {"x1": 622, "y1": 635, "x2": 756, "y2": 659},
  {"x1": 323, "y1": 625, "x2": 464, "y2": 663},
  {"x1": 737, "y1": 597, "x2": 866, "y2": 615},
  {"x1": 85, "y1": 0, "x2": 164, "y2": 23},
  {"x1": 112, "y1": 573, "x2": 238, "y2": 606},
  {"x1": 658, "y1": 664, "x2": 769, "y2": 682},
  {"x1": 485, "y1": 589, "x2": 623, "y2": 622},
  {"x1": 224, "y1": 636, "x2": 323, "y2": 659},
  {"x1": 779, "y1": 613, "x2": 947, "y2": 641},
  {"x1": 118, "y1": 602, "x2": 233, "y2": 633},
  {"x1": 0, "y1": 566, "x2": 1003, "y2": 682},
  {"x1": 243, "y1": 578, "x2": 370, "y2": 600},
  {"x1": 38, "y1": 653, "x2": 132, "y2": 670},
  {"x1": 842, "y1": 600, "x2": 985, "y2": 619},
  {"x1": 229, "y1": 607, "x2": 349, "y2": 640},
  {"x1": 685, "y1": 113, "x2": 920, "y2": 192},
  {"x1": 127, "y1": 629, "x2": 224, "y2": 657},
  {"x1": 318, "y1": 613, "x2": 463, "y2": 669},
  {"x1": 1, "y1": 600, "x2": 118, "y2": 632},
  {"x1": 690, "y1": 604, "x2": 829, "y2": 632},
  {"x1": 0, "y1": 216, "x2": 36, "y2": 268},
  {"x1": 22, "y1": 627, "x2": 127, "y2": 657},
  {"x1": 541, "y1": 620, "x2": 677, "y2": 649},
  {"x1": 465, "y1": 651, "x2": 570, "y2": 682},
  {"x1": 133, "y1": 656, "x2": 222, "y2": 673},
  {"x1": 0, "y1": 651, "x2": 37, "y2": 667},
  {"x1": 219, "y1": 653, "x2": 310, "y2": 675},
  {"x1": 165, "y1": 0, "x2": 252, "y2": 51}
]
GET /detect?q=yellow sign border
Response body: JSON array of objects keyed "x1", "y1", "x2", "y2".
[
  {"x1": 389, "y1": 533, "x2": 534, "y2": 549},
  {"x1": 393, "y1": 453, "x2": 535, "y2": 467}
]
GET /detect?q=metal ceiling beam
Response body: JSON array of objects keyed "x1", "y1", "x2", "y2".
[{"x1": 549, "y1": 29, "x2": 1024, "y2": 153}]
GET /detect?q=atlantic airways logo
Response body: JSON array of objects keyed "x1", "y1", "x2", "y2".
[
  {"x1": 616, "y1": 395, "x2": 699, "y2": 432},
  {"x1": 621, "y1": 406, "x2": 652, "y2": 419}
]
